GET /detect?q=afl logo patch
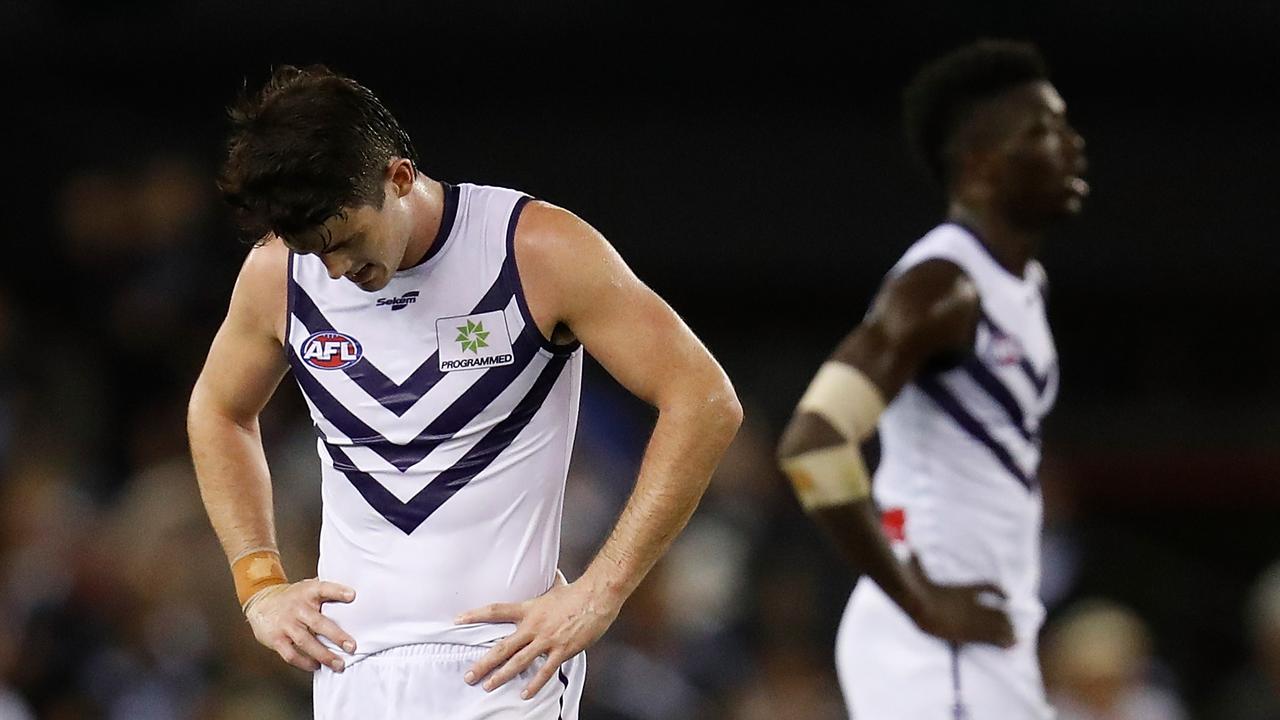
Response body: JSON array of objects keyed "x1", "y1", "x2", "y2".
[{"x1": 300, "y1": 331, "x2": 363, "y2": 370}]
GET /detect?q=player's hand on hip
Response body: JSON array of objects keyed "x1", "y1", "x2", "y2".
[
  {"x1": 905, "y1": 555, "x2": 1015, "y2": 648},
  {"x1": 243, "y1": 578, "x2": 358, "y2": 673},
  {"x1": 456, "y1": 571, "x2": 614, "y2": 700}
]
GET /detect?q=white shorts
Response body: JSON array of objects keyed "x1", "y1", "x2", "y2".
[
  {"x1": 835, "y1": 581, "x2": 1054, "y2": 719},
  {"x1": 313, "y1": 643, "x2": 585, "y2": 719}
]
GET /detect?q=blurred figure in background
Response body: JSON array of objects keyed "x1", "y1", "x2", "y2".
[
  {"x1": 1044, "y1": 599, "x2": 1187, "y2": 720},
  {"x1": 1214, "y1": 562, "x2": 1280, "y2": 720},
  {"x1": 777, "y1": 39, "x2": 1085, "y2": 718}
]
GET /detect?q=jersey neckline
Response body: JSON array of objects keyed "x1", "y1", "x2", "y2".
[
  {"x1": 943, "y1": 221, "x2": 1034, "y2": 284},
  {"x1": 401, "y1": 181, "x2": 461, "y2": 273}
]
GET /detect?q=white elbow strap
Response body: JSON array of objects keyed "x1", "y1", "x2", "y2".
[{"x1": 783, "y1": 362, "x2": 886, "y2": 509}]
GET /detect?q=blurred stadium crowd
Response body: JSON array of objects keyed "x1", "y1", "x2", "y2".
[{"x1": 0, "y1": 146, "x2": 1278, "y2": 720}]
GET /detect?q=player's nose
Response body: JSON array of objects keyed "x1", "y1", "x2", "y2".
[{"x1": 320, "y1": 254, "x2": 349, "y2": 280}]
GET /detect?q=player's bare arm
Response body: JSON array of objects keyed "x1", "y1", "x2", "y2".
[
  {"x1": 188, "y1": 238, "x2": 358, "y2": 673},
  {"x1": 456, "y1": 202, "x2": 744, "y2": 698},
  {"x1": 777, "y1": 258, "x2": 1014, "y2": 648}
]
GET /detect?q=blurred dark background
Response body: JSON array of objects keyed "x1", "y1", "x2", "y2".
[{"x1": 1, "y1": 1, "x2": 1278, "y2": 718}]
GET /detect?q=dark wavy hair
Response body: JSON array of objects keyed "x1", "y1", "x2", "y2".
[
  {"x1": 903, "y1": 40, "x2": 1048, "y2": 187},
  {"x1": 217, "y1": 65, "x2": 418, "y2": 245}
]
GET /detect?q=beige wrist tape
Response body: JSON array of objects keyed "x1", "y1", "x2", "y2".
[
  {"x1": 783, "y1": 362, "x2": 886, "y2": 509},
  {"x1": 232, "y1": 549, "x2": 289, "y2": 608}
]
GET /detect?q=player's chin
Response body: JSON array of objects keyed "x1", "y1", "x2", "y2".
[
  {"x1": 1048, "y1": 187, "x2": 1086, "y2": 219},
  {"x1": 353, "y1": 267, "x2": 389, "y2": 292}
]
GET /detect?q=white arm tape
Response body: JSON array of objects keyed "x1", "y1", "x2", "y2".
[
  {"x1": 780, "y1": 444, "x2": 873, "y2": 508},
  {"x1": 781, "y1": 362, "x2": 887, "y2": 509},
  {"x1": 796, "y1": 361, "x2": 886, "y2": 442}
]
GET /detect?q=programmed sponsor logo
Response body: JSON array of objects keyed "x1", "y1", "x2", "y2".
[
  {"x1": 436, "y1": 310, "x2": 515, "y2": 372},
  {"x1": 440, "y1": 353, "x2": 515, "y2": 371},
  {"x1": 300, "y1": 331, "x2": 363, "y2": 370},
  {"x1": 376, "y1": 291, "x2": 419, "y2": 311}
]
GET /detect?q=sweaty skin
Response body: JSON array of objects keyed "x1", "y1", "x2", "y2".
[
  {"x1": 776, "y1": 78, "x2": 1085, "y2": 649},
  {"x1": 189, "y1": 163, "x2": 743, "y2": 696}
]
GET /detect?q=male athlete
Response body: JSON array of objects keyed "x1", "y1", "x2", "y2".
[
  {"x1": 777, "y1": 40, "x2": 1086, "y2": 718},
  {"x1": 188, "y1": 65, "x2": 742, "y2": 719}
]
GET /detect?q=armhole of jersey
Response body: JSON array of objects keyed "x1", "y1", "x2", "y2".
[
  {"x1": 283, "y1": 249, "x2": 296, "y2": 365},
  {"x1": 503, "y1": 196, "x2": 582, "y2": 357}
]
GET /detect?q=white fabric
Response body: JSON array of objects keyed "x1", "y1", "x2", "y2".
[
  {"x1": 314, "y1": 643, "x2": 585, "y2": 719},
  {"x1": 837, "y1": 581, "x2": 1054, "y2": 719}
]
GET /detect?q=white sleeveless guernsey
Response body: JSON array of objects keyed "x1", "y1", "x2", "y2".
[
  {"x1": 876, "y1": 221, "x2": 1058, "y2": 629},
  {"x1": 285, "y1": 183, "x2": 583, "y2": 659},
  {"x1": 836, "y1": 222, "x2": 1059, "y2": 719}
]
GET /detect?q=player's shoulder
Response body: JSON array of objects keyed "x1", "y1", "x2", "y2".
[
  {"x1": 880, "y1": 258, "x2": 978, "y2": 324},
  {"x1": 234, "y1": 235, "x2": 288, "y2": 295},
  {"x1": 516, "y1": 201, "x2": 603, "y2": 247},
  {"x1": 239, "y1": 234, "x2": 289, "y2": 279},
  {"x1": 228, "y1": 235, "x2": 288, "y2": 336},
  {"x1": 513, "y1": 201, "x2": 616, "y2": 277},
  {"x1": 867, "y1": 257, "x2": 979, "y2": 357},
  {"x1": 891, "y1": 222, "x2": 982, "y2": 275}
]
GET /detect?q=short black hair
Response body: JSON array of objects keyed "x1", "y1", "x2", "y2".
[
  {"x1": 217, "y1": 65, "x2": 418, "y2": 245},
  {"x1": 903, "y1": 40, "x2": 1048, "y2": 186}
]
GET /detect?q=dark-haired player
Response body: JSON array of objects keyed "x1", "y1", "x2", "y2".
[
  {"x1": 777, "y1": 40, "x2": 1086, "y2": 718},
  {"x1": 188, "y1": 65, "x2": 742, "y2": 719}
]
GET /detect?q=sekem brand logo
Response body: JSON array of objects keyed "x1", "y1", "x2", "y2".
[
  {"x1": 300, "y1": 331, "x2": 363, "y2": 370},
  {"x1": 376, "y1": 291, "x2": 419, "y2": 311}
]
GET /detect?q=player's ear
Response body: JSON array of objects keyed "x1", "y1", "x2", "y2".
[
  {"x1": 952, "y1": 148, "x2": 997, "y2": 204},
  {"x1": 387, "y1": 158, "x2": 415, "y2": 198}
]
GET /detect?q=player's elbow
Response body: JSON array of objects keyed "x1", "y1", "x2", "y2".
[
  {"x1": 683, "y1": 374, "x2": 743, "y2": 444},
  {"x1": 187, "y1": 379, "x2": 219, "y2": 443},
  {"x1": 187, "y1": 376, "x2": 253, "y2": 438},
  {"x1": 714, "y1": 383, "x2": 745, "y2": 438}
]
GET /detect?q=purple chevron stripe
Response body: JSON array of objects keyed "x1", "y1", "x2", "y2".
[
  {"x1": 293, "y1": 329, "x2": 541, "y2": 472},
  {"x1": 287, "y1": 273, "x2": 513, "y2": 416},
  {"x1": 325, "y1": 354, "x2": 571, "y2": 534},
  {"x1": 977, "y1": 311, "x2": 1053, "y2": 396},
  {"x1": 959, "y1": 358, "x2": 1038, "y2": 442},
  {"x1": 916, "y1": 376, "x2": 1035, "y2": 490}
]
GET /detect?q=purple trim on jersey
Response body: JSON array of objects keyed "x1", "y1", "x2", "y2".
[
  {"x1": 284, "y1": 250, "x2": 296, "y2": 363},
  {"x1": 292, "y1": 329, "x2": 541, "y2": 472},
  {"x1": 959, "y1": 357, "x2": 1038, "y2": 443},
  {"x1": 504, "y1": 196, "x2": 582, "y2": 357},
  {"x1": 977, "y1": 311, "x2": 1054, "y2": 397},
  {"x1": 916, "y1": 376, "x2": 1035, "y2": 491},
  {"x1": 287, "y1": 272, "x2": 513, "y2": 416},
  {"x1": 325, "y1": 354, "x2": 571, "y2": 534},
  {"x1": 406, "y1": 181, "x2": 460, "y2": 269},
  {"x1": 558, "y1": 665, "x2": 569, "y2": 718}
]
